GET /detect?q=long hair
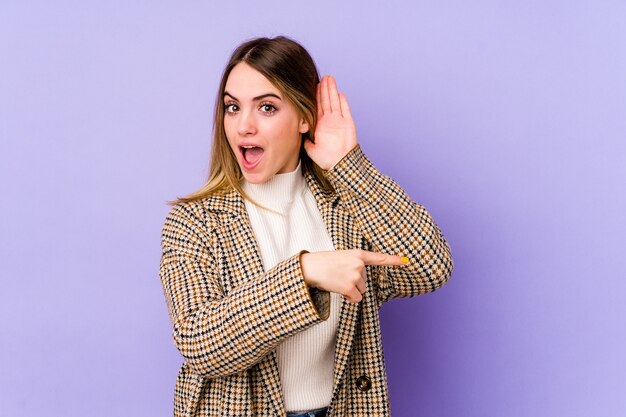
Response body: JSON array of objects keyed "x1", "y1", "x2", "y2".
[{"x1": 170, "y1": 36, "x2": 334, "y2": 206}]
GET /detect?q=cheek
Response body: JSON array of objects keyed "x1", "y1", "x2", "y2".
[
  {"x1": 223, "y1": 117, "x2": 233, "y2": 133},
  {"x1": 270, "y1": 116, "x2": 301, "y2": 141},
  {"x1": 223, "y1": 118, "x2": 236, "y2": 143}
]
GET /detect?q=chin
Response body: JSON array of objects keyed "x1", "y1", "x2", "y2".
[{"x1": 242, "y1": 171, "x2": 271, "y2": 185}]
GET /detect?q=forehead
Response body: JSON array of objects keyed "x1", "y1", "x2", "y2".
[{"x1": 224, "y1": 62, "x2": 281, "y2": 98}]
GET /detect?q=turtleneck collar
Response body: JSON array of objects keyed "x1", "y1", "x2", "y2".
[{"x1": 242, "y1": 159, "x2": 306, "y2": 208}]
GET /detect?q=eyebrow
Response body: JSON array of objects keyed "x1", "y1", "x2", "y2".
[{"x1": 223, "y1": 91, "x2": 282, "y2": 101}]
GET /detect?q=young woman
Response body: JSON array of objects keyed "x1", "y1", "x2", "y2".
[{"x1": 159, "y1": 36, "x2": 453, "y2": 417}]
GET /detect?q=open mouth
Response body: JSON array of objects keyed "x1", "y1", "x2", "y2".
[{"x1": 240, "y1": 145, "x2": 264, "y2": 166}]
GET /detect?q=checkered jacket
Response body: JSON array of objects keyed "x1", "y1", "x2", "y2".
[{"x1": 160, "y1": 144, "x2": 454, "y2": 417}]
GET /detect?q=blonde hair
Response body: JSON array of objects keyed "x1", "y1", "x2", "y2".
[{"x1": 170, "y1": 36, "x2": 334, "y2": 208}]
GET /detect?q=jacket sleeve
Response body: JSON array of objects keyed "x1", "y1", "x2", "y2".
[
  {"x1": 159, "y1": 204, "x2": 330, "y2": 378},
  {"x1": 324, "y1": 144, "x2": 454, "y2": 304}
]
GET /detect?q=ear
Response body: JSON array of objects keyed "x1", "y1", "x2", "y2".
[{"x1": 298, "y1": 117, "x2": 309, "y2": 134}]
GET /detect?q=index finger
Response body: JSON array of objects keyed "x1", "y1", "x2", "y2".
[
  {"x1": 360, "y1": 250, "x2": 410, "y2": 266},
  {"x1": 320, "y1": 75, "x2": 331, "y2": 114},
  {"x1": 316, "y1": 82, "x2": 323, "y2": 117},
  {"x1": 328, "y1": 76, "x2": 341, "y2": 113}
]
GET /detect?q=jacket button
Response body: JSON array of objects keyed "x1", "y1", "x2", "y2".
[{"x1": 355, "y1": 375, "x2": 371, "y2": 392}]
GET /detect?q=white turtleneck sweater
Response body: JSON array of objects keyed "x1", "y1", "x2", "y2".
[{"x1": 242, "y1": 159, "x2": 341, "y2": 413}]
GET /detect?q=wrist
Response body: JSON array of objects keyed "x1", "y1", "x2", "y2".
[
  {"x1": 324, "y1": 144, "x2": 359, "y2": 172},
  {"x1": 299, "y1": 252, "x2": 317, "y2": 287},
  {"x1": 299, "y1": 251, "x2": 310, "y2": 281}
]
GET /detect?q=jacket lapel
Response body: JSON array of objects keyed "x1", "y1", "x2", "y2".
[{"x1": 304, "y1": 171, "x2": 362, "y2": 403}]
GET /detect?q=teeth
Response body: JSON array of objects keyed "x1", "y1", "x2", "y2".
[{"x1": 242, "y1": 145, "x2": 256, "y2": 148}]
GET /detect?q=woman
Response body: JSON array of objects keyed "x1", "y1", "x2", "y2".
[{"x1": 160, "y1": 36, "x2": 453, "y2": 417}]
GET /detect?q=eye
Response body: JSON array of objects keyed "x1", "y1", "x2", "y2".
[
  {"x1": 259, "y1": 102, "x2": 277, "y2": 114},
  {"x1": 224, "y1": 103, "x2": 239, "y2": 114}
]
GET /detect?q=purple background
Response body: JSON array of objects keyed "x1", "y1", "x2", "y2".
[{"x1": 2, "y1": 1, "x2": 625, "y2": 416}]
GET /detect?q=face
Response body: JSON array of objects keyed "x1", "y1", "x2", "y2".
[{"x1": 223, "y1": 62, "x2": 309, "y2": 184}]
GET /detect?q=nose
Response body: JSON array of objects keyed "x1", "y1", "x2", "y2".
[{"x1": 237, "y1": 109, "x2": 257, "y2": 136}]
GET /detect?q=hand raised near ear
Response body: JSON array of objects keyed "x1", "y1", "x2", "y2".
[{"x1": 304, "y1": 75, "x2": 358, "y2": 171}]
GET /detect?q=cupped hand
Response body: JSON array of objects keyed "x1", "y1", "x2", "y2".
[
  {"x1": 300, "y1": 250, "x2": 409, "y2": 303},
  {"x1": 304, "y1": 75, "x2": 358, "y2": 170}
]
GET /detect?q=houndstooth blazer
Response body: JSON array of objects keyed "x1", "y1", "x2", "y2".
[{"x1": 160, "y1": 144, "x2": 454, "y2": 417}]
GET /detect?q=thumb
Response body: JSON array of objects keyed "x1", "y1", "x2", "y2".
[{"x1": 303, "y1": 137, "x2": 314, "y2": 153}]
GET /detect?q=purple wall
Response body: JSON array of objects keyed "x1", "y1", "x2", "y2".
[{"x1": 2, "y1": 1, "x2": 625, "y2": 416}]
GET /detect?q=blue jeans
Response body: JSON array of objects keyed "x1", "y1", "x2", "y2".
[{"x1": 286, "y1": 406, "x2": 328, "y2": 417}]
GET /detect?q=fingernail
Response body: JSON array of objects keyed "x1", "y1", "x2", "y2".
[{"x1": 401, "y1": 257, "x2": 409, "y2": 264}]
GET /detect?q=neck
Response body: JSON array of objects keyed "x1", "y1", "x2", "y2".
[{"x1": 242, "y1": 159, "x2": 305, "y2": 208}]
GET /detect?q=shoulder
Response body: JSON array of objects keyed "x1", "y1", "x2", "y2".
[
  {"x1": 161, "y1": 200, "x2": 211, "y2": 252},
  {"x1": 162, "y1": 189, "x2": 241, "y2": 245}
]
